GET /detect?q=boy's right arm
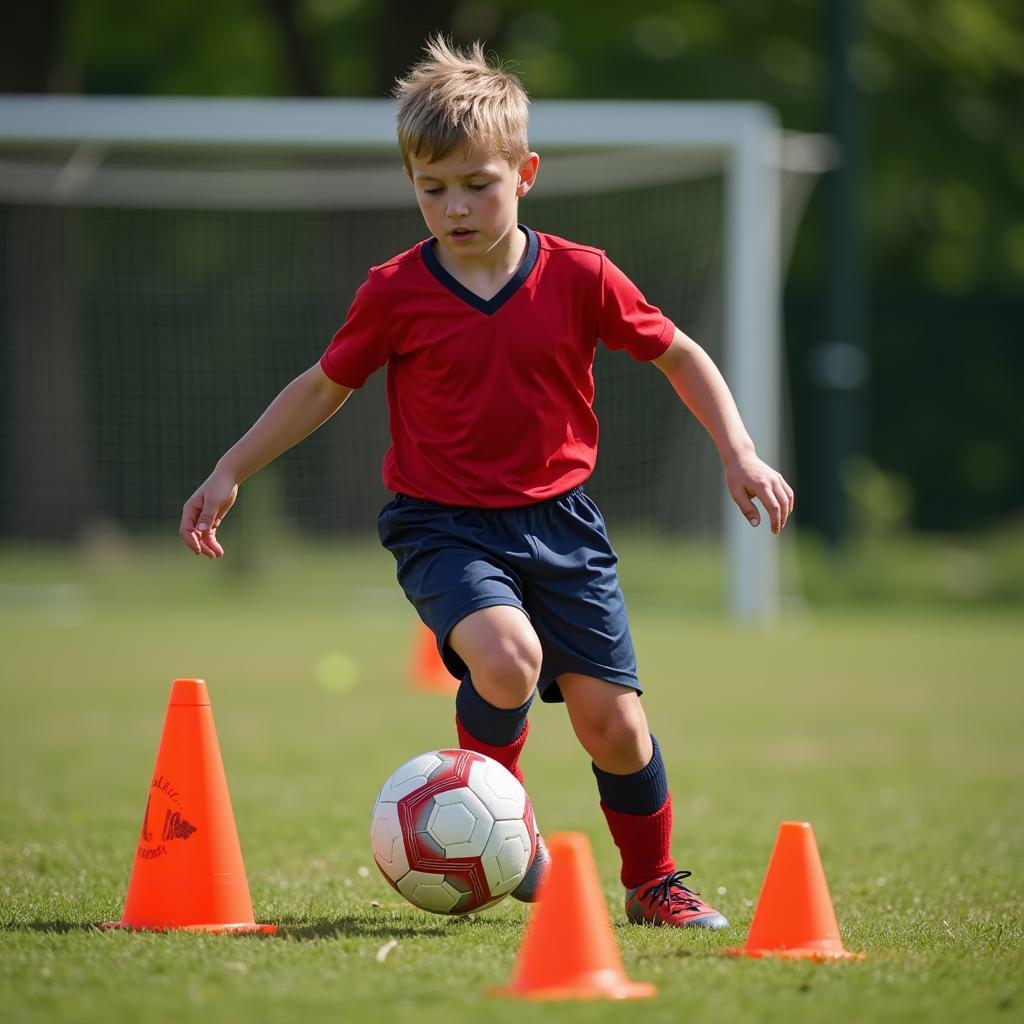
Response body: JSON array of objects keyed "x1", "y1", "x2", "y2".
[{"x1": 179, "y1": 363, "x2": 353, "y2": 558}]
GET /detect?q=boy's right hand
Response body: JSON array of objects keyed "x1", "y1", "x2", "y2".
[{"x1": 180, "y1": 470, "x2": 239, "y2": 558}]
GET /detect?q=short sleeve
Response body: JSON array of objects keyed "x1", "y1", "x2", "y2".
[
  {"x1": 319, "y1": 274, "x2": 391, "y2": 388},
  {"x1": 597, "y1": 255, "x2": 675, "y2": 361}
]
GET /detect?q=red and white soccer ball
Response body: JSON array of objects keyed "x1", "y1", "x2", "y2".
[{"x1": 370, "y1": 748, "x2": 536, "y2": 914}]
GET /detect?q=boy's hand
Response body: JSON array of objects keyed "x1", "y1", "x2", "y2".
[
  {"x1": 724, "y1": 451, "x2": 794, "y2": 534},
  {"x1": 179, "y1": 470, "x2": 239, "y2": 558}
]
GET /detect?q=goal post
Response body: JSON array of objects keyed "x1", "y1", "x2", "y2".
[
  {"x1": 533, "y1": 102, "x2": 786, "y2": 622},
  {"x1": 0, "y1": 96, "x2": 822, "y2": 621}
]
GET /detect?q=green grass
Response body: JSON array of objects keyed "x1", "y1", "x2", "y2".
[{"x1": 1, "y1": 538, "x2": 1022, "y2": 1024}]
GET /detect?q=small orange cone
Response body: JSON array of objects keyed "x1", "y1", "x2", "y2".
[
  {"x1": 103, "y1": 679, "x2": 276, "y2": 933},
  {"x1": 725, "y1": 821, "x2": 862, "y2": 961},
  {"x1": 411, "y1": 621, "x2": 458, "y2": 694},
  {"x1": 493, "y1": 832, "x2": 656, "y2": 1000}
]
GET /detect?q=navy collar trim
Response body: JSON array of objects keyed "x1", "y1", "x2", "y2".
[{"x1": 422, "y1": 225, "x2": 539, "y2": 316}]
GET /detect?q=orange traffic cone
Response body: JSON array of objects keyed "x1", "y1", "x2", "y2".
[
  {"x1": 493, "y1": 832, "x2": 656, "y2": 1000},
  {"x1": 725, "y1": 821, "x2": 862, "y2": 961},
  {"x1": 103, "y1": 679, "x2": 276, "y2": 933},
  {"x1": 411, "y1": 621, "x2": 458, "y2": 694}
]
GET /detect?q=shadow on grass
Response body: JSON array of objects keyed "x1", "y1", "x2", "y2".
[
  {"x1": 2, "y1": 913, "x2": 503, "y2": 940},
  {"x1": 629, "y1": 946, "x2": 696, "y2": 960},
  {"x1": 276, "y1": 913, "x2": 501, "y2": 941},
  {"x1": 1, "y1": 921, "x2": 101, "y2": 933},
  {"x1": 2, "y1": 921, "x2": 283, "y2": 936}
]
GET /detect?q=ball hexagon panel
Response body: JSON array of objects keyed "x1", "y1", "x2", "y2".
[
  {"x1": 479, "y1": 817, "x2": 534, "y2": 896},
  {"x1": 468, "y1": 757, "x2": 527, "y2": 821},
  {"x1": 427, "y1": 798, "x2": 475, "y2": 847},
  {"x1": 424, "y1": 787, "x2": 494, "y2": 858},
  {"x1": 396, "y1": 870, "x2": 466, "y2": 914}
]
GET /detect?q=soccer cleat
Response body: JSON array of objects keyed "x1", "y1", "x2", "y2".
[
  {"x1": 510, "y1": 833, "x2": 550, "y2": 902},
  {"x1": 625, "y1": 870, "x2": 729, "y2": 929}
]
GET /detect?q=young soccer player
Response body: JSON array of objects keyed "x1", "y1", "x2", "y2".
[{"x1": 180, "y1": 37, "x2": 793, "y2": 928}]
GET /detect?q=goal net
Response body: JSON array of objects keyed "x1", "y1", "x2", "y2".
[{"x1": 0, "y1": 98, "x2": 824, "y2": 618}]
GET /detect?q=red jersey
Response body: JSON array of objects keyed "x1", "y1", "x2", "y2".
[{"x1": 319, "y1": 227, "x2": 674, "y2": 507}]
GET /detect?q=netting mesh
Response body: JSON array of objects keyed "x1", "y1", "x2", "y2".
[{"x1": 1, "y1": 148, "x2": 729, "y2": 542}]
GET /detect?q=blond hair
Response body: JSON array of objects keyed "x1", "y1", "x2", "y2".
[{"x1": 393, "y1": 36, "x2": 529, "y2": 168}]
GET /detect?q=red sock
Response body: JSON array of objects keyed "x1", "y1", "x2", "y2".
[
  {"x1": 601, "y1": 793, "x2": 675, "y2": 889},
  {"x1": 456, "y1": 715, "x2": 529, "y2": 785}
]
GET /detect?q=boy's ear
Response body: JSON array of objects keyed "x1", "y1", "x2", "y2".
[{"x1": 516, "y1": 152, "x2": 540, "y2": 197}]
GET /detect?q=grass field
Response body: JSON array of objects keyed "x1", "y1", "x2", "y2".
[{"x1": 1, "y1": 537, "x2": 1021, "y2": 1024}]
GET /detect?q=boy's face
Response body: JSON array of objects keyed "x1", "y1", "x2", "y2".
[{"x1": 406, "y1": 144, "x2": 539, "y2": 264}]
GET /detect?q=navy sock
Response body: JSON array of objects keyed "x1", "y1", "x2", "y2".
[
  {"x1": 455, "y1": 674, "x2": 534, "y2": 746},
  {"x1": 592, "y1": 734, "x2": 669, "y2": 816}
]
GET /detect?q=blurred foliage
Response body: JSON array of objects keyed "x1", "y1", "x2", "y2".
[
  {"x1": 3, "y1": 0, "x2": 1022, "y2": 532},
  {"x1": 29, "y1": 0, "x2": 1022, "y2": 296},
  {"x1": 841, "y1": 455, "x2": 913, "y2": 541}
]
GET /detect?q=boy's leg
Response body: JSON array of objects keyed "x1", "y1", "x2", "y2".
[
  {"x1": 559, "y1": 674, "x2": 670, "y2": 884},
  {"x1": 376, "y1": 498, "x2": 553, "y2": 901},
  {"x1": 376, "y1": 497, "x2": 538, "y2": 777},
  {"x1": 560, "y1": 673, "x2": 728, "y2": 929},
  {"x1": 447, "y1": 604, "x2": 551, "y2": 903},
  {"x1": 449, "y1": 604, "x2": 539, "y2": 784}
]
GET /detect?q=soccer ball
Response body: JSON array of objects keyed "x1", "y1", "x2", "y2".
[{"x1": 370, "y1": 748, "x2": 536, "y2": 914}]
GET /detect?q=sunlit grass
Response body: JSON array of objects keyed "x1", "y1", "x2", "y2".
[{"x1": 1, "y1": 538, "x2": 1021, "y2": 1023}]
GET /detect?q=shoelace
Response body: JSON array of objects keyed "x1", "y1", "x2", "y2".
[{"x1": 639, "y1": 870, "x2": 703, "y2": 912}]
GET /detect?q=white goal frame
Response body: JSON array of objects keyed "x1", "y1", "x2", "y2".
[{"x1": 0, "y1": 96, "x2": 789, "y2": 621}]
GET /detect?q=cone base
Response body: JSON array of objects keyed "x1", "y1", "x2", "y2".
[
  {"x1": 491, "y1": 970, "x2": 657, "y2": 1001},
  {"x1": 101, "y1": 920, "x2": 277, "y2": 934},
  {"x1": 724, "y1": 946, "x2": 864, "y2": 962}
]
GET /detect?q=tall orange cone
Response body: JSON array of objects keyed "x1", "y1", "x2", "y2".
[
  {"x1": 103, "y1": 679, "x2": 276, "y2": 933},
  {"x1": 493, "y1": 832, "x2": 656, "y2": 1000},
  {"x1": 725, "y1": 821, "x2": 862, "y2": 961},
  {"x1": 411, "y1": 621, "x2": 458, "y2": 694}
]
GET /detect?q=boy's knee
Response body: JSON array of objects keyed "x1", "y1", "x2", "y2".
[
  {"x1": 584, "y1": 718, "x2": 643, "y2": 762},
  {"x1": 576, "y1": 704, "x2": 651, "y2": 771},
  {"x1": 471, "y1": 630, "x2": 542, "y2": 701}
]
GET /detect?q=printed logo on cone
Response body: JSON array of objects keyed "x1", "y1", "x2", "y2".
[{"x1": 136, "y1": 778, "x2": 198, "y2": 860}]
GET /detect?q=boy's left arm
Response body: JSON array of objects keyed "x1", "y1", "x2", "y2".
[{"x1": 653, "y1": 329, "x2": 794, "y2": 533}]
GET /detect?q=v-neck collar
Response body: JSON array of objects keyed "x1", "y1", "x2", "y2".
[{"x1": 422, "y1": 225, "x2": 539, "y2": 316}]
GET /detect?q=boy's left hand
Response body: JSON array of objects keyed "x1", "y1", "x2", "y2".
[{"x1": 724, "y1": 451, "x2": 794, "y2": 534}]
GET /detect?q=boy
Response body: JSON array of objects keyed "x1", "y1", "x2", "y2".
[{"x1": 180, "y1": 37, "x2": 793, "y2": 928}]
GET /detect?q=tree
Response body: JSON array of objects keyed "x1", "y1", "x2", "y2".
[{"x1": 2, "y1": 0, "x2": 1021, "y2": 533}]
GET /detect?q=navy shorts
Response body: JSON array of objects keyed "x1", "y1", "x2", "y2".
[{"x1": 377, "y1": 486, "x2": 640, "y2": 703}]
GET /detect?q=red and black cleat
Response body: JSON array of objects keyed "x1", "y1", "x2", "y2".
[{"x1": 626, "y1": 870, "x2": 729, "y2": 929}]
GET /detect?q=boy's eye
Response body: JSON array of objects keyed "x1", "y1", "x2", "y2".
[
  {"x1": 468, "y1": 182, "x2": 490, "y2": 191},
  {"x1": 423, "y1": 186, "x2": 444, "y2": 195}
]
